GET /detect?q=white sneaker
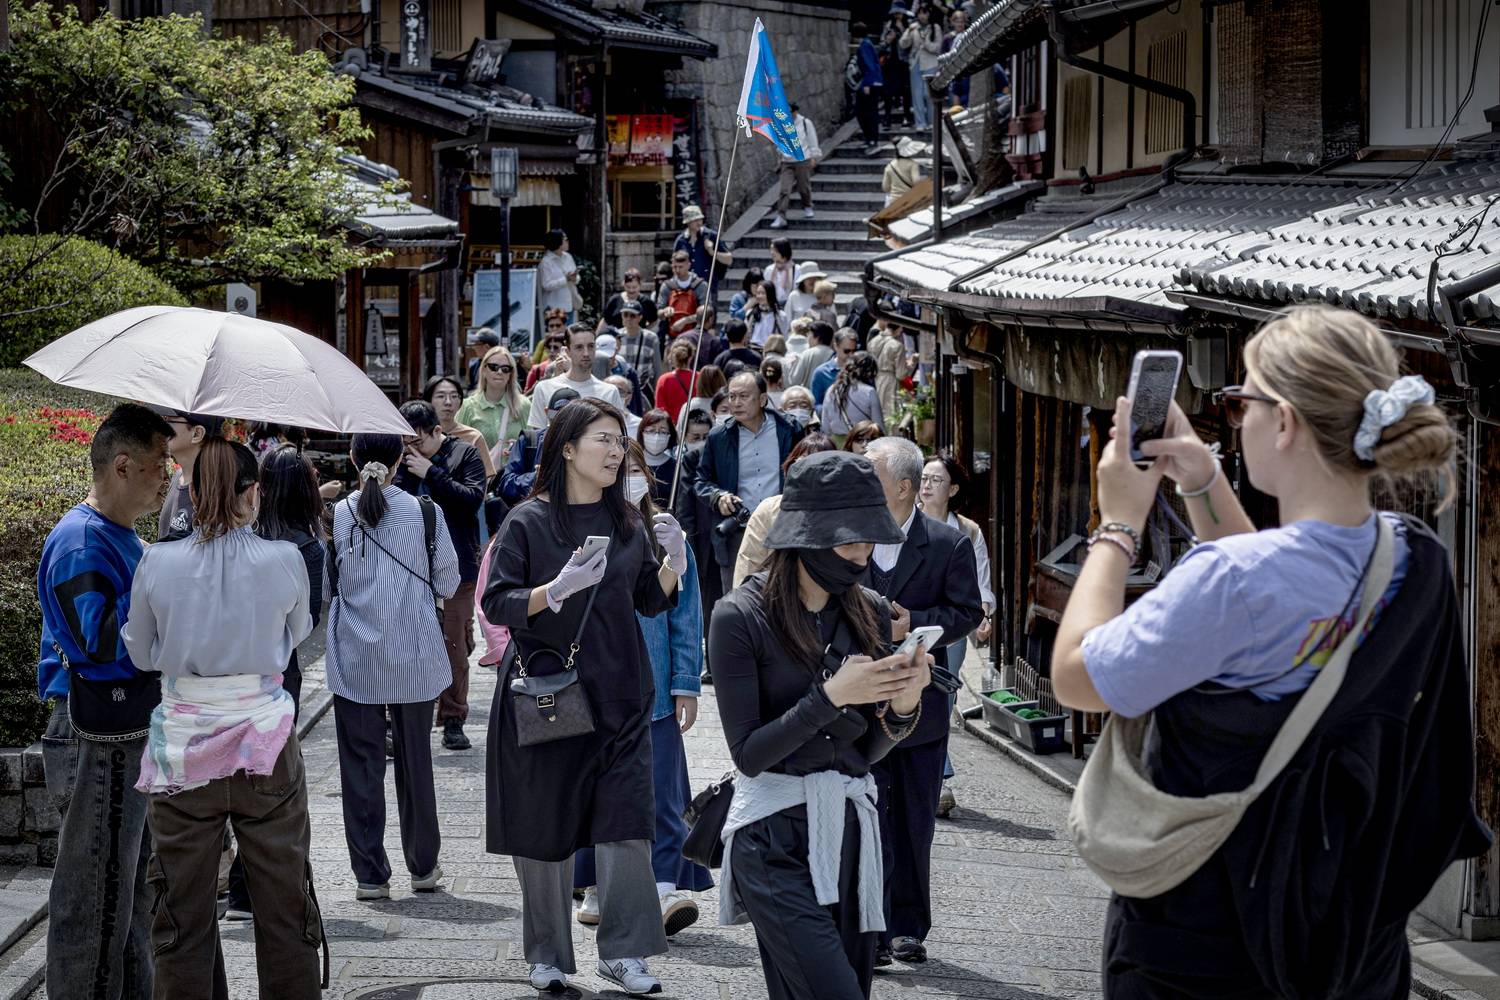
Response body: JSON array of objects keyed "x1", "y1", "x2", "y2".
[
  {"x1": 354, "y1": 882, "x2": 390, "y2": 900},
  {"x1": 529, "y1": 963, "x2": 569, "y2": 992},
  {"x1": 598, "y1": 957, "x2": 662, "y2": 996},
  {"x1": 768, "y1": 215, "x2": 788, "y2": 229},
  {"x1": 660, "y1": 890, "x2": 699, "y2": 936},
  {"x1": 576, "y1": 885, "x2": 600, "y2": 925},
  {"x1": 802, "y1": 207, "x2": 815, "y2": 219},
  {"x1": 411, "y1": 865, "x2": 444, "y2": 892}
]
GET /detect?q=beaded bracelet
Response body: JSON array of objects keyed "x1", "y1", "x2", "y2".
[
  {"x1": 1088, "y1": 533, "x2": 1135, "y2": 562},
  {"x1": 1090, "y1": 520, "x2": 1141, "y2": 554}
]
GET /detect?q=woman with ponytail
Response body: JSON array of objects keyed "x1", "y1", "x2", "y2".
[
  {"x1": 1051, "y1": 305, "x2": 1491, "y2": 998},
  {"x1": 324, "y1": 433, "x2": 460, "y2": 901},
  {"x1": 121, "y1": 438, "x2": 319, "y2": 998}
]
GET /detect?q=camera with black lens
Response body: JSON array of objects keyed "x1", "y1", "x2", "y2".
[{"x1": 715, "y1": 497, "x2": 752, "y2": 538}]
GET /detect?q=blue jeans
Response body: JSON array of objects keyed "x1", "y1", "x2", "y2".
[
  {"x1": 911, "y1": 64, "x2": 934, "y2": 128},
  {"x1": 41, "y1": 700, "x2": 155, "y2": 1000}
]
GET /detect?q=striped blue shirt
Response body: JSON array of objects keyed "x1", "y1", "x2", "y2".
[{"x1": 325, "y1": 486, "x2": 460, "y2": 704}]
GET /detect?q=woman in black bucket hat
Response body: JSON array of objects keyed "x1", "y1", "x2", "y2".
[{"x1": 708, "y1": 451, "x2": 935, "y2": 1000}]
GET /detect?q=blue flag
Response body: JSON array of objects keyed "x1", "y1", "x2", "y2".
[{"x1": 736, "y1": 18, "x2": 806, "y2": 161}]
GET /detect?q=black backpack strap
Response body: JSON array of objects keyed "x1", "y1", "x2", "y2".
[{"x1": 418, "y1": 495, "x2": 437, "y2": 588}]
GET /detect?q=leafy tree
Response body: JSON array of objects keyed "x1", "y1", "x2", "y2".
[{"x1": 4, "y1": 4, "x2": 386, "y2": 289}]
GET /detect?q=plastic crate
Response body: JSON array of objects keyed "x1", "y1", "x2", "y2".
[
  {"x1": 980, "y1": 689, "x2": 1034, "y2": 732},
  {"x1": 1000, "y1": 703, "x2": 1069, "y2": 755}
]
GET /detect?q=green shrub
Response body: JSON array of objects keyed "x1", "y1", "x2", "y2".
[
  {"x1": 0, "y1": 235, "x2": 187, "y2": 368},
  {"x1": 0, "y1": 369, "x2": 127, "y2": 747}
]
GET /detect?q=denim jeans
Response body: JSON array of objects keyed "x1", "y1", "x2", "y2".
[
  {"x1": 911, "y1": 63, "x2": 934, "y2": 128},
  {"x1": 41, "y1": 700, "x2": 155, "y2": 1000}
]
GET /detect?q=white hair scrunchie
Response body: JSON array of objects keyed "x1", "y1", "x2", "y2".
[
  {"x1": 1352, "y1": 375, "x2": 1434, "y2": 462},
  {"x1": 359, "y1": 461, "x2": 390, "y2": 483}
]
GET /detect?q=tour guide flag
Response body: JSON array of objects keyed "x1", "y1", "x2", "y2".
[{"x1": 736, "y1": 18, "x2": 806, "y2": 160}]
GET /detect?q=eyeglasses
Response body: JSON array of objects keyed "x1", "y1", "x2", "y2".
[
  {"x1": 1219, "y1": 385, "x2": 1279, "y2": 428},
  {"x1": 485, "y1": 363, "x2": 514, "y2": 373},
  {"x1": 431, "y1": 391, "x2": 461, "y2": 402},
  {"x1": 586, "y1": 432, "x2": 629, "y2": 452},
  {"x1": 919, "y1": 474, "x2": 949, "y2": 486}
]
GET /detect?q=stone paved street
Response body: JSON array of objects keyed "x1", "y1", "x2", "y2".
[{"x1": 211, "y1": 651, "x2": 1111, "y2": 1000}]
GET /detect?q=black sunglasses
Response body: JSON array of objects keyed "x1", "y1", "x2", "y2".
[
  {"x1": 1219, "y1": 385, "x2": 1279, "y2": 428},
  {"x1": 485, "y1": 362, "x2": 514, "y2": 373}
]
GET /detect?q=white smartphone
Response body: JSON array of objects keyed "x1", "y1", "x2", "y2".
[
  {"x1": 1125, "y1": 350, "x2": 1183, "y2": 464},
  {"x1": 895, "y1": 625, "x2": 945, "y2": 660},
  {"x1": 579, "y1": 535, "x2": 610, "y2": 561}
]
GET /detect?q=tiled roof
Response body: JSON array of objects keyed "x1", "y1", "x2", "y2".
[
  {"x1": 516, "y1": 0, "x2": 715, "y2": 56},
  {"x1": 341, "y1": 155, "x2": 460, "y2": 241},
  {"x1": 348, "y1": 65, "x2": 594, "y2": 136},
  {"x1": 885, "y1": 178, "x2": 1042, "y2": 244},
  {"x1": 873, "y1": 186, "x2": 1137, "y2": 295},
  {"x1": 932, "y1": 0, "x2": 1046, "y2": 91},
  {"x1": 1181, "y1": 162, "x2": 1500, "y2": 322}
]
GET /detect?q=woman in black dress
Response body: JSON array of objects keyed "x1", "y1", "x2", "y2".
[
  {"x1": 710, "y1": 451, "x2": 933, "y2": 1000},
  {"x1": 482, "y1": 397, "x2": 686, "y2": 997}
]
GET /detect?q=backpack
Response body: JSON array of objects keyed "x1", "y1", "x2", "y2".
[
  {"x1": 667, "y1": 283, "x2": 700, "y2": 330},
  {"x1": 326, "y1": 495, "x2": 440, "y2": 619},
  {"x1": 845, "y1": 52, "x2": 862, "y2": 90}
]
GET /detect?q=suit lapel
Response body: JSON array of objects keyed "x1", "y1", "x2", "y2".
[{"x1": 887, "y1": 510, "x2": 929, "y2": 600}]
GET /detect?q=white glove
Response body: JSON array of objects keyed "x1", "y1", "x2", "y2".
[
  {"x1": 652, "y1": 513, "x2": 688, "y2": 570},
  {"x1": 546, "y1": 548, "x2": 607, "y2": 612}
]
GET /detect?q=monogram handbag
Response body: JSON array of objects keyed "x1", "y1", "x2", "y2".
[
  {"x1": 508, "y1": 585, "x2": 598, "y2": 747},
  {"x1": 1068, "y1": 516, "x2": 1394, "y2": 899}
]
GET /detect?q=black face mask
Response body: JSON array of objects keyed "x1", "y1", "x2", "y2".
[{"x1": 797, "y1": 547, "x2": 868, "y2": 596}]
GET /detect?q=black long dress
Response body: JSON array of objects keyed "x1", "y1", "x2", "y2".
[{"x1": 482, "y1": 497, "x2": 676, "y2": 862}]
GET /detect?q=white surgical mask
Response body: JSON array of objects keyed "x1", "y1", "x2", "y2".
[
  {"x1": 786, "y1": 407, "x2": 812, "y2": 424},
  {"x1": 626, "y1": 474, "x2": 650, "y2": 504},
  {"x1": 644, "y1": 432, "x2": 670, "y2": 456}
]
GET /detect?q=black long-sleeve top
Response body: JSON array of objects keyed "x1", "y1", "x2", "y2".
[
  {"x1": 709, "y1": 574, "x2": 910, "y2": 778},
  {"x1": 394, "y1": 436, "x2": 487, "y2": 582}
]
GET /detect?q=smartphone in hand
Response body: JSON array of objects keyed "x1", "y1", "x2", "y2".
[{"x1": 1125, "y1": 350, "x2": 1183, "y2": 464}]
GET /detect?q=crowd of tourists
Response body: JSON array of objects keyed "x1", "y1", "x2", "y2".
[{"x1": 32, "y1": 299, "x2": 1489, "y2": 1000}]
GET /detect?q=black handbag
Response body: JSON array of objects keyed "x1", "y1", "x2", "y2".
[
  {"x1": 58, "y1": 642, "x2": 160, "y2": 741},
  {"x1": 682, "y1": 769, "x2": 734, "y2": 868},
  {"x1": 508, "y1": 584, "x2": 598, "y2": 747}
]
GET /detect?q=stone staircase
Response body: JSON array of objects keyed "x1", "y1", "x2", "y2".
[{"x1": 719, "y1": 127, "x2": 927, "y2": 315}]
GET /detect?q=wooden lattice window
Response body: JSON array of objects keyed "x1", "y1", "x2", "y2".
[
  {"x1": 432, "y1": 0, "x2": 462, "y2": 55},
  {"x1": 1061, "y1": 74, "x2": 1093, "y2": 170},
  {"x1": 1145, "y1": 29, "x2": 1188, "y2": 154}
]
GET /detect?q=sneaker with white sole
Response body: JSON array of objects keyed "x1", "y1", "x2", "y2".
[
  {"x1": 355, "y1": 882, "x2": 390, "y2": 900},
  {"x1": 411, "y1": 865, "x2": 443, "y2": 892},
  {"x1": 768, "y1": 215, "x2": 788, "y2": 229},
  {"x1": 802, "y1": 207, "x2": 815, "y2": 219},
  {"x1": 659, "y1": 890, "x2": 699, "y2": 936},
  {"x1": 576, "y1": 885, "x2": 600, "y2": 925},
  {"x1": 529, "y1": 963, "x2": 569, "y2": 992},
  {"x1": 598, "y1": 957, "x2": 662, "y2": 996}
]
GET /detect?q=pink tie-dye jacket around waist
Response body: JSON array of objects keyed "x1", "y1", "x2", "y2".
[{"x1": 137, "y1": 674, "x2": 294, "y2": 796}]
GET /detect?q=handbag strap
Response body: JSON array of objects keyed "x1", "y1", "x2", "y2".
[
  {"x1": 517, "y1": 581, "x2": 599, "y2": 677},
  {"x1": 1246, "y1": 514, "x2": 1396, "y2": 796}
]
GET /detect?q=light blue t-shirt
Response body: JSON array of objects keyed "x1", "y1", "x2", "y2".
[{"x1": 1082, "y1": 513, "x2": 1408, "y2": 719}]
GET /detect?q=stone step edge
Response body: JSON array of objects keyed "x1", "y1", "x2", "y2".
[
  {"x1": 0, "y1": 670, "x2": 336, "y2": 1000},
  {"x1": 721, "y1": 118, "x2": 863, "y2": 248}
]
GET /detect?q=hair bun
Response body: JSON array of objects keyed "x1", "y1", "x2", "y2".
[{"x1": 1370, "y1": 403, "x2": 1456, "y2": 475}]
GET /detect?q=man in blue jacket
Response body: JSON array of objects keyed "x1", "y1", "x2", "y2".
[
  {"x1": 691, "y1": 370, "x2": 804, "y2": 595},
  {"x1": 853, "y1": 21, "x2": 885, "y2": 153},
  {"x1": 36, "y1": 402, "x2": 174, "y2": 999}
]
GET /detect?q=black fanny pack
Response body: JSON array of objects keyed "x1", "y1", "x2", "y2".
[{"x1": 57, "y1": 642, "x2": 160, "y2": 741}]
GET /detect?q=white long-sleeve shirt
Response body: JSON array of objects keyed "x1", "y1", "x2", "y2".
[
  {"x1": 537, "y1": 250, "x2": 577, "y2": 313},
  {"x1": 780, "y1": 114, "x2": 823, "y2": 163}
]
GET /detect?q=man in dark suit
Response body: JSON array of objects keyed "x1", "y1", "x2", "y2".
[
  {"x1": 862, "y1": 435, "x2": 983, "y2": 966},
  {"x1": 691, "y1": 370, "x2": 805, "y2": 595}
]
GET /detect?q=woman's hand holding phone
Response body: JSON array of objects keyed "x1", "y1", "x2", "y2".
[
  {"x1": 1136, "y1": 400, "x2": 1217, "y2": 492},
  {"x1": 1098, "y1": 396, "x2": 1167, "y2": 532},
  {"x1": 824, "y1": 651, "x2": 927, "y2": 708}
]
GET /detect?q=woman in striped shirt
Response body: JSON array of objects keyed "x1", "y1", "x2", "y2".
[{"x1": 324, "y1": 433, "x2": 460, "y2": 900}]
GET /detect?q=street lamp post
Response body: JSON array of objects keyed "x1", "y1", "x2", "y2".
[{"x1": 490, "y1": 147, "x2": 519, "y2": 348}]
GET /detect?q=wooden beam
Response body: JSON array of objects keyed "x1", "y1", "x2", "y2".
[
  {"x1": 402, "y1": 272, "x2": 423, "y2": 400},
  {"x1": 345, "y1": 268, "x2": 366, "y2": 371}
]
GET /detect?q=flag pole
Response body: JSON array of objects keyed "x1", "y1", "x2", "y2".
[{"x1": 668, "y1": 123, "x2": 743, "y2": 512}]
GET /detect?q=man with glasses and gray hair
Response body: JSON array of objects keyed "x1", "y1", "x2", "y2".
[
  {"x1": 691, "y1": 370, "x2": 805, "y2": 594},
  {"x1": 860, "y1": 434, "x2": 983, "y2": 968}
]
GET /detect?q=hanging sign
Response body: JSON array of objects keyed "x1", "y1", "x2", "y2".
[{"x1": 401, "y1": 0, "x2": 430, "y2": 69}]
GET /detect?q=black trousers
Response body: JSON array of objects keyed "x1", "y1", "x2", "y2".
[
  {"x1": 731, "y1": 806, "x2": 876, "y2": 1000},
  {"x1": 226, "y1": 653, "x2": 302, "y2": 911},
  {"x1": 855, "y1": 88, "x2": 881, "y2": 144},
  {"x1": 874, "y1": 734, "x2": 947, "y2": 943},
  {"x1": 333, "y1": 696, "x2": 440, "y2": 886}
]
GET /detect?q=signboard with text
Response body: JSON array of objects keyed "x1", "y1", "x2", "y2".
[{"x1": 400, "y1": 0, "x2": 429, "y2": 69}]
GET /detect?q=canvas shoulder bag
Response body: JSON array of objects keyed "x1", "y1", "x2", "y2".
[
  {"x1": 1067, "y1": 514, "x2": 1395, "y2": 899},
  {"x1": 508, "y1": 583, "x2": 598, "y2": 747}
]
